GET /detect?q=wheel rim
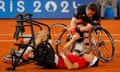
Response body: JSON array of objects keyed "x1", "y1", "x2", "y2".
[{"x1": 90, "y1": 26, "x2": 115, "y2": 62}]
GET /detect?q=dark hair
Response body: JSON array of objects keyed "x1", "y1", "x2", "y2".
[{"x1": 87, "y1": 3, "x2": 98, "y2": 12}]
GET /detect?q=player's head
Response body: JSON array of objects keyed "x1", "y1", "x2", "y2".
[{"x1": 86, "y1": 2, "x2": 98, "y2": 17}]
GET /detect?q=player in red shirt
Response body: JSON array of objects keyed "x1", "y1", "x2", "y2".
[{"x1": 54, "y1": 51, "x2": 98, "y2": 70}]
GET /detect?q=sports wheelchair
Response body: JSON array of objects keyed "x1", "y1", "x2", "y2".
[
  {"x1": 50, "y1": 23, "x2": 115, "y2": 62},
  {"x1": 6, "y1": 14, "x2": 55, "y2": 70}
]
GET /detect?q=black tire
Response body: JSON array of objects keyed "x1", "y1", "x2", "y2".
[
  {"x1": 10, "y1": 48, "x2": 16, "y2": 70},
  {"x1": 50, "y1": 23, "x2": 71, "y2": 55},
  {"x1": 89, "y1": 26, "x2": 115, "y2": 62}
]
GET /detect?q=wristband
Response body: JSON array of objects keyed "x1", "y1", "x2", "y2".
[{"x1": 71, "y1": 28, "x2": 76, "y2": 35}]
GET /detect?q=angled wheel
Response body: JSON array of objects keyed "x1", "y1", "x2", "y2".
[
  {"x1": 50, "y1": 23, "x2": 71, "y2": 55},
  {"x1": 89, "y1": 26, "x2": 115, "y2": 62},
  {"x1": 6, "y1": 48, "x2": 16, "y2": 70}
]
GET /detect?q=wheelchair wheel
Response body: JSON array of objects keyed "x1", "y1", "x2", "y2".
[
  {"x1": 6, "y1": 48, "x2": 16, "y2": 70},
  {"x1": 50, "y1": 23, "x2": 71, "y2": 55},
  {"x1": 89, "y1": 26, "x2": 115, "y2": 62}
]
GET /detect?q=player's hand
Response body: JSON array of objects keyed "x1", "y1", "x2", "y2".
[{"x1": 67, "y1": 25, "x2": 72, "y2": 31}]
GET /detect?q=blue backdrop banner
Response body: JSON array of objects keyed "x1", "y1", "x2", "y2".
[{"x1": 0, "y1": 0, "x2": 96, "y2": 19}]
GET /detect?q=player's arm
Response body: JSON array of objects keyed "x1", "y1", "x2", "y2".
[
  {"x1": 79, "y1": 23, "x2": 93, "y2": 32},
  {"x1": 79, "y1": 19, "x2": 100, "y2": 32},
  {"x1": 70, "y1": 5, "x2": 80, "y2": 29},
  {"x1": 79, "y1": 13, "x2": 101, "y2": 32},
  {"x1": 70, "y1": 17, "x2": 77, "y2": 29},
  {"x1": 70, "y1": 5, "x2": 86, "y2": 34}
]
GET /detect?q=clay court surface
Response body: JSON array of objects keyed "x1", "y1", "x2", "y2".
[{"x1": 0, "y1": 19, "x2": 120, "y2": 72}]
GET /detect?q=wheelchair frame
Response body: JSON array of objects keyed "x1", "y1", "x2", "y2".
[
  {"x1": 6, "y1": 13, "x2": 51, "y2": 70},
  {"x1": 50, "y1": 23, "x2": 115, "y2": 62}
]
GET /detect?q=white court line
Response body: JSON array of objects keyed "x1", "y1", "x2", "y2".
[
  {"x1": 104, "y1": 40, "x2": 120, "y2": 42},
  {"x1": 111, "y1": 34, "x2": 120, "y2": 36},
  {"x1": 0, "y1": 33, "x2": 120, "y2": 37},
  {"x1": 0, "y1": 34, "x2": 13, "y2": 36},
  {"x1": 0, "y1": 34, "x2": 120, "y2": 36},
  {"x1": 0, "y1": 34, "x2": 120, "y2": 42},
  {"x1": 0, "y1": 40, "x2": 15, "y2": 42},
  {"x1": 0, "y1": 40, "x2": 120, "y2": 42}
]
